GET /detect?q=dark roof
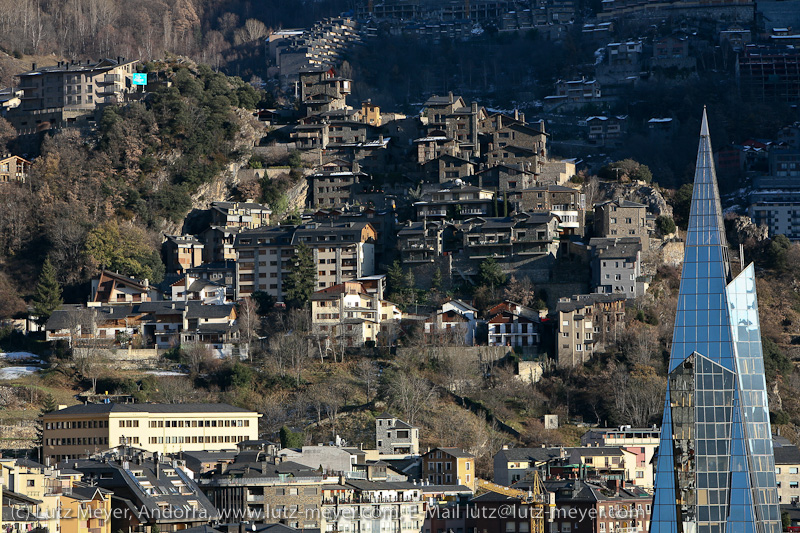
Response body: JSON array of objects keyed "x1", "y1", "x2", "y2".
[
  {"x1": 596, "y1": 199, "x2": 647, "y2": 209},
  {"x1": 556, "y1": 293, "x2": 626, "y2": 313},
  {"x1": 470, "y1": 491, "x2": 520, "y2": 503},
  {"x1": 185, "y1": 302, "x2": 235, "y2": 319},
  {"x1": 496, "y1": 447, "x2": 564, "y2": 463},
  {"x1": 427, "y1": 447, "x2": 474, "y2": 459},
  {"x1": 775, "y1": 443, "x2": 800, "y2": 465},
  {"x1": 62, "y1": 485, "x2": 113, "y2": 501},
  {"x1": 18, "y1": 58, "x2": 137, "y2": 76},
  {"x1": 345, "y1": 480, "x2": 419, "y2": 491},
  {"x1": 46, "y1": 403, "x2": 254, "y2": 416}
]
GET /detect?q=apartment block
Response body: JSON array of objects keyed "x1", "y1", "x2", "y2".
[
  {"x1": 593, "y1": 198, "x2": 650, "y2": 249},
  {"x1": 414, "y1": 185, "x2": 495, "y2": 220},
  {"x1": 513, "y1": 184, "x2": 585, "y2": 236},
  {"x1": 590, "y1": 237, "x2": 646, "y2": 299},
  {"x1": 198, "y1": 452, "x2": 330, "y2": 529},
  {"x1": 321, "y1": 481, "x2": 425, "y2": 533},
  {"x1": 421, "y1": 448, "x2": 476, "y2": 492},
  {"x1": 42, "y1": 403, "x2": 260, "y2": 461},
  {"x1": 422, "y1": 93, "x2": 485, "y2": 159},
  {"x1": 581, "y1": 426, "x2": 660, "y2": 490},
  {"x1": 485, "y1": 300, "x2": 543, "y2": 348},
  {"x1": 460, "y1": 212, "x2": 561, "y2": 262},
  {"x1": 210, "y1": 201, "x2": 271, "y2": 229},
  {"x1": 8, "y1": 58, "x2": 138, "y2": 133},
  {"x1": 269, "y1": 19, "x2": 361, "y2": 89},
  {"x1": 309, "y1": 170, "x2": 367, "y2": 208},
  {"x1": 163, "y1": 235, "x2": 204, "y2": 273},
  {"x1": 555, "y1": 293, "x2": 626, "y2": 367},
  {"x1": 585, "y1": 115, "x2": 628, "y2": 146},
  {"x1": 234, "y1": 222, "x2": 377, "y2": 300},
  {"x1": 398, "y1": 220, "x2": 446, "y2": 264},
  {"x1": 66, "y1": 454, "x2": 219, "y2": 533},
  {"x1": 774, "y1": 436, "x2": 800, "y2": 504},
  {"x1": 310, "y1": 281, "x2": 401, "y2": 347}
]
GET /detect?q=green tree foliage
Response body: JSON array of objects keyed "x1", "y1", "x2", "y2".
[
  {"x1": 655, "y1": 215, "x2": 677, "y2": 236},
  {"x1": 478, "y1": 257, "x2": 507, "y2": 288},
  {"x1": 284, "y1": 243, "x2": 316, "y2": 308},
  {"x1": 35, "y1": 394, "x2": 57, "y2": 447},
  {"x1": 599, "y1": 159, "x2": 653, "y2": 183},
  {"x1": 767, "y1": 234, "x2": 792, "y2": 272},
  {"x1": 431, "y1": 268, "x2": 443, "y2": 290},
  {"x1": 32, "y1": 258, "x2": 63, "y2": 323},
  {"x1": 84, "y1": 221, "x2": 164, "y2": 283},
  {"x1": 252, "y1": 291, "x2": 276, "y2": 315},
  {"x1": 387, "y1": 260, "x2": 406, "y2": 293},
  {"x1": 762, "y1": 337, "x2": 792, "y2": 380},
  {"x1": 288, "y1": 150, "x2": 303, "y2": 169},
  {"x1": 672, "y1": 183, "x2": 694, "y2": 229},
  {"x1": 280, "y1": 425, "x2": 305, "y2": 448}
]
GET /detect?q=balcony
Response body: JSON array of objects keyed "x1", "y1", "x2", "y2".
[{"x1": 100, "y1": 74, "x2": 122, "y2": 84}]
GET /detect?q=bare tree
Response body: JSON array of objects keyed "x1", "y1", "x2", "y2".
[
  {"x1": 354, "y1": 359, "x2": 380, "y2": 401},
  {"x1": 182, "y1": 342, "x2": 213, "y2": 376},
  {"x1": 382, "y1": 370, "x2": 437, "y2": 425},
  {"x1": 243, "y1": 18, "x2": 268, "y2": 42},
  {"x1": 237, "y1": 297, "x2": 260, "y2": 360}
]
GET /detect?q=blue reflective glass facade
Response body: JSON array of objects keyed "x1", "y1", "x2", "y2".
[{"x1": 650, "y1": 111, "x2": 780, "y2": 533}]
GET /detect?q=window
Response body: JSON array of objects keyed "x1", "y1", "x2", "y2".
[{"x1": 791, "y1": 467, "x2": 799, "y2": 474}]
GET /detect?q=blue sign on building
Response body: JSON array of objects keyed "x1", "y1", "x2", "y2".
[{"x1": 132, "y1": 73, "x2": 147, "y2": 86}]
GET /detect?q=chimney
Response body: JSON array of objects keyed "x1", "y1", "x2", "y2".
[
  {"x1": 520, "y1": 113, "x2": 525, "y2": 123},
  {"x1": 514, "y1": 109, "x2": 519, "y2": 120},
  {"x1": 32, "y1": 62, "x2": 37, "y2": 70},
  {"x1": 448, "y1": 91, "x2": 453, "y2": 103},
  {"x1": 502, "y1": 444, "x2": 509, "y2": 450}
]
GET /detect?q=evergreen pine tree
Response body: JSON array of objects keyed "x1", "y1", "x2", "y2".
[
  {"x1": 431, "y1": 268, "x2": 443, "y2": 290},
  {"x1": 387, "y1": 260, "x2": 405, "y2": 293},
  {"x1": 32, "y1": 257, "x2": 62, "y2": 324},
  {"x1": 284, "y1": 243, "x2": 316, "y2": 308},
  {"x1": 35, "y1": 394, "x2": 57, "y2": 449}
]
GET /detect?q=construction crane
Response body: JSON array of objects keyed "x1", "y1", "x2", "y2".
[{"x1": 477, "y1": 473, "x2": 553, "y2": 533}]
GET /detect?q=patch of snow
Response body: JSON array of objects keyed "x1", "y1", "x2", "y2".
[
  {"x1": 0, "y1": 366, "x2": 39, "y2": 379},
  {"x1": 2, "y1": 352, "x2": 44, "y2": 363},
  {"x1": 144, "y1": 370, "x2": 187, "y2": 377}
]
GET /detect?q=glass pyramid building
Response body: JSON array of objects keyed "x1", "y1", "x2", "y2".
[{"x1": 649, "y1": 110, "x2": 781, "y2": 533}]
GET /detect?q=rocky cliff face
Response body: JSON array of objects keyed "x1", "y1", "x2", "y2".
[
  {"x1": 726, "y1": 215, "x2": 769, "y2": 247},
  {"x1": 598, "y1": 181, "x2": 673, "y2": 218}
]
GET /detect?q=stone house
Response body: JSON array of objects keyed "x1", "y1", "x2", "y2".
[
  {"x1": 375, "y1": 412, "x2": 419, "y2": 456},
  {"x1": 593, "y1": 198, "x2": 650, "y2": 250}
]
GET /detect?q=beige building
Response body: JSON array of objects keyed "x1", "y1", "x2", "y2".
[
  {"x1": 311, "y1": 281, "x2": 401, "y2": 348},
  {"x1": 0, "y1": 155, "x2": 31, "y2": 184},
  {"x1": 581, "y1": 426, "x2": 660, "y2": 490},
  {"x1": 421, "y1": 447, "x2": 476, "y2": 492},
  {"x1": 9, "y1": 58, "x2": 138, "y2": 132},
  {"x1": 42, "y1": 403, "x2": 260, "y2": 461},
  {"x1": 555, "y1": 293, "x2": 626, "y2": 367},
  {"x1": 774, "y1": 436, "x2": 800, "y2": 504},
  {"x1": 210, "y1": 201, "x2": 271, "y2": 229},
  {"x1": 234, "y1": 221, "x2": 377, "y2": 300},
  {"x1": 594, "y1": 198, "x2": 650, "y2": 249}
]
